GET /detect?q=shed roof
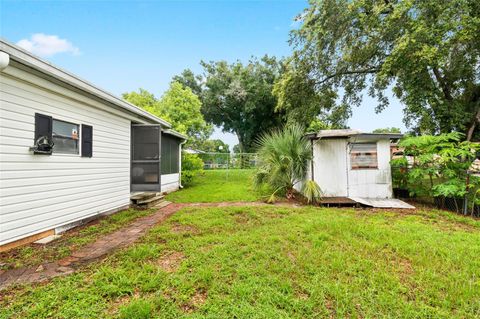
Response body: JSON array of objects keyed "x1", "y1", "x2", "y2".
[
  {"x1": 308, "y1": 129, "x2": 403, "y2": 140},
  {"x1": 0, "y1": 38, "x2": 171, "y2": 127}
]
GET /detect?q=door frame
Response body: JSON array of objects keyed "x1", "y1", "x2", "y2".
[{"x1": 130, "y1": 124, "x2": 162, "y2": 192}]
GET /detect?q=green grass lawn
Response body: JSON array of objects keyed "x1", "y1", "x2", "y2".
[
  {"x1": 2, "y1": 206, "x2": 479, "y2": 318},
  {"x1": 0, "y1": 208, "x2": 155, "y2": 271},
  {"x1": 166, "y1": 169, "x2": 263, "y2": 203}
]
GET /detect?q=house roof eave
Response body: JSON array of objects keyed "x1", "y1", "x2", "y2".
[{"x1": 0, "y1": 38, "x2": 171, "y2": 128}]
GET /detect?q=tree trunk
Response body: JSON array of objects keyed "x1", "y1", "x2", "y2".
[
  {"x1": 235, "y1": 131, "x2": 245, "y2": 153},
  {"x1": 466, "y1": 106, "x2": 480, "y2": 141}
]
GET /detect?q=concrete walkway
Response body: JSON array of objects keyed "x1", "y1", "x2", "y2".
[{"x1": 0, "y1": 201, "x2": 298, "y2": 290}]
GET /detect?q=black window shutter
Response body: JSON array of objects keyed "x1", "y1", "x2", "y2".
[
  {"x1": 34, "y1": 113, "x2": 52, "y2": 142},
  {"x1": 81, "y1": 124, "x2": 93, "y2": 157}
]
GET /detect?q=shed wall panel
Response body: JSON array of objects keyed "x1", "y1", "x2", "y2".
[
  {"x1": 313, "y1": 139, "x2": 348, "y2": 196},
  {"x1": 347, "y1": 139, "x2": 393, "y2": 198}
]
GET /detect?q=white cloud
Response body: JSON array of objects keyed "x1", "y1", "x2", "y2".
[{"x1": 16, "y1": 33, "x2": 80, "y2": 57}]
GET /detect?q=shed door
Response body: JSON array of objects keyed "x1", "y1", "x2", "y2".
[{"x1": 131, "y1": 125, "x2": 161, "y2": 192}]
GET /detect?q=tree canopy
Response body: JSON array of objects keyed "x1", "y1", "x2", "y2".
[
  {"x1": 372, "y1": 127, "x2": 401, "y2": 134},
  {"x1": 275, "y1": 0, "x2": 480, "y2": 140},
  {"x1": 174, "y1": 56, "x2": 286, "y2": 152},
  {"x1": 122, "y1": 82, "x2": 212, "y2": 147},
  {"x1": 198, "y1": 139, "x2": 230, "y2": 153},
  {"x1": 172, "y1": 69, "x2": 203, "y2": 97}
]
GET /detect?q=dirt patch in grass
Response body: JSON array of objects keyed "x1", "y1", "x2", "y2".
[
  {"x1": 324, "y1": 296, "x2": 336, "y2": 318},
  {"x1": 389, "y1": 255, "x2": 418, "y2": 296},
  {"x1": 170, "y1": 223, "x2": 200, "y2": 234},
  {"x1": 155, "y1": 252, "x2": 185, "y2": 272},
  {"x1": 396, "y1": 257, "x2": 414, "y2": 282},
  {"x1": 295, "y1": 289, "x2": 309, "y2": 300},
  {"x1": 106, "y1": 293, "x2": 135, "y2": 316},
  {"x1": 233, "y1": 212, "x2": 257, "y2": 224},
  {"x1": 182, "y1": 289, "x2": 208, "y2": 313}
]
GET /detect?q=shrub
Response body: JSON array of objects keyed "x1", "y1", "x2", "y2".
[
  {"x1": 181, "y1": 170, "x2": 196, "y2": 186},
  {"x1": 181, "y1": 153, "x2": 204, "y2": 187},
  {"x1": 182, "y1": 153, "x2": 204, "y2": 171},
  {"x1": 392, "y1": 132, "x2": 480, "y2": 200}
]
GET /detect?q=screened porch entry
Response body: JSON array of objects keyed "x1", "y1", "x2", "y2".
[
  {"x1": 131, "y1": 125, "x2": 182, "y2": 192},
  {"x1": 131, "y1": 124, "x2": 161, "y2": 192}
]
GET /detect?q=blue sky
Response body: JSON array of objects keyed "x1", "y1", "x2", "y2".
[{"x1": 1, "y1": 0, "x2": 406, "y2": 148}]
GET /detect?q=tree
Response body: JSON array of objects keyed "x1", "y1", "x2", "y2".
[
  {"x1": 254, "y1": 124, "x2": 322, "y2": 203},
  {"x1": 198, "y1": 139, "x2": 230, "y2": 153},
  {"x1": 372, "y1": 127, "x2": 401, "y2": 134},
  {"x1": 200, "y1": 56, "x2": 286, "y2": 152},
  {"x1": 122, "y1": 89, "x2": 159, "y2": 115},
  {"x1": 172, "y1": 69, "x2": 203, "y2": 97},
  {"x1": 233, "y1": 144, "x2": 241, "y2": 153},
  {"x1": 123, "y1": 83, "x2": 212, "y2": 147},
  {"x1": 276, "y1": 0, "x2": 480, "y2": 140}
]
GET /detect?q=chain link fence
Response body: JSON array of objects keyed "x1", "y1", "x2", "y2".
[
  {"x1": 391, "y1": 166, "x2": 480, "y2": 217},
  {"x1": 196, "y1": 153, "x2": 259, "y2": 170}
]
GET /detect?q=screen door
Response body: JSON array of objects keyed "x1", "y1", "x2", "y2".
[{"x1": 131, "y1": 125, "x2": 161, "y2": 192}]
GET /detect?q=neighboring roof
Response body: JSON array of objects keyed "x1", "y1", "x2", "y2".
[
  {"x1": 184, "y1": 149, "x2": 205, "y2": 154},
  {"x1": 0, "y1": 38, "x2": 171, "y2": 128},
  {"x1": 164, "y1": 129, "x2": 187, "y2": 140},
  {"x1": 309, "y1": 129, "x2": 403, "y2": 140},
  {"x1": 317, "y1": 129, "x2": 362, "y2": 138}
]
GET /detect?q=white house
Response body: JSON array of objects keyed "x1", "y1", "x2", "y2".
[
  {"x1": 305, "y1": 129, "x2": 414, "y2": 208},
  {"x1": 0, "y1": 39, "x2": 186, "y2": 250}
]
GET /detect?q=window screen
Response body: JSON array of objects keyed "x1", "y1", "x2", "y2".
[
  {"x1": 132, "y1": 163, "x2": 160, "y2": 184},
  {"x1": 53, "y1": 119, "x2": 79, "y2": 154},
  {"x1": 350, "y1": 143, "x2": 378, "y2": 169},
  {"x1": 161, "y1": 134, "x2": 180, "y2": 174},
  {"x1": 133, "y1": 126, "x2": 159, "y2": 160}
]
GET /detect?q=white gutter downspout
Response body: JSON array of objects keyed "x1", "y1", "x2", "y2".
[{"x1": 178, "y1": 139, "x2": 187, "y2": 189}]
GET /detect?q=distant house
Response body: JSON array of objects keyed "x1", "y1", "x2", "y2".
[
  {"x1": 303, "y1": 129, "x2": 413, "y2": 208},
  {"x1": 0, "y1": 39, "x2": 186, "y2": 250},
  {"x1": 183, "y1": 148, "x2": 205, "y2": 154}
]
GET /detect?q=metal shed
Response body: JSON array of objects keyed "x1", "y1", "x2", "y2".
[{"x1": 304, "y1": 129, "x2": 413, "y2": 209}]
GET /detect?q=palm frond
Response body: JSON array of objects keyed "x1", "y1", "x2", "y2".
[
  {"x1": 253, "y1": 123, "x2": 314, "y2": 202},
  {"x1": 302, "y1": 180, "x2": 323, "y2": 204}
]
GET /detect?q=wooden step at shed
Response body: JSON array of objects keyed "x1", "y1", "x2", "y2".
[
  {"x1": 130, "y1": 192, "x2": 161, "y2": 205},
  {"x1": 136, "y1": 194, "x2": 164, "y2": 205},
  {"x1": 131, "y1": 193, "x2": 165, "y2": 209},
  {"x1": 154, "y1": 200, "x2": 171, "y2": 209}
]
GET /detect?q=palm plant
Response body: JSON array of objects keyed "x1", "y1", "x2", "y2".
[{"x1": 253, "y1": 124, "x2": 322, "y2": 204}]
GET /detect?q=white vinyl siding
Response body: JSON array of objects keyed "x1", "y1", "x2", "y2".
[
  {"x1": 161, "y1": 173, "x2": 180, "y2": 192},
  {"x1": 0, "y1": 66, "x2": 137, "y2": 245}
]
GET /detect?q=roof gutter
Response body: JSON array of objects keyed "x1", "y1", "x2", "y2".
[
  {"x1": 163, "y1": 129, "x2": 187, "y2": 140},
  {"x1": 0, "y1": 39, "x2": 171, "y2": 128}
]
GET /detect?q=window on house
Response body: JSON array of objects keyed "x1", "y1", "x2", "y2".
[
  {"x1": 350, "y1": 143, "x2": 378, "y2": 169},
  {"x1": 52, "y1": 119, "x2": 79, "y2": 154}
]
